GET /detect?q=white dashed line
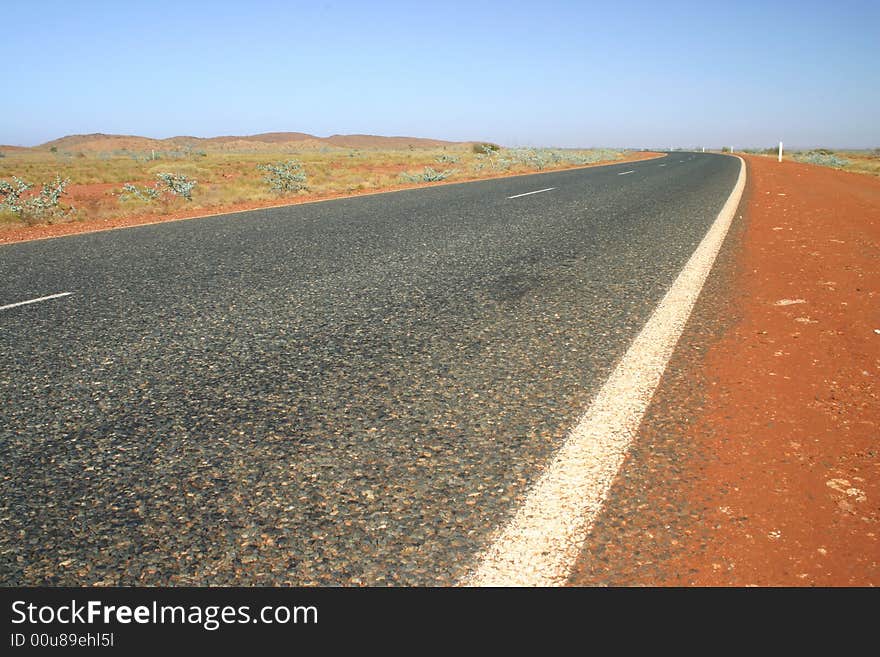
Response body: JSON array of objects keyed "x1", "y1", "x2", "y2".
[
  {"x1": 617, "y1": 170, "x2": 635, "y2": 175},
  {"x1": 658, "y1": 164, "x2": 667, "y2": 167},
  {"x1": 507, "y1": 187, "x2": 556, "y2": 199},
  {"x1": 462, "y1": 156, "x2": 747, "y2": 587},
  {"x1": 0, "y1": 292, "x2": 74, "y2": 312}
]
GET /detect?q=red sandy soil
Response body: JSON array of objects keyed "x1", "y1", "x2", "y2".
[
  {"x1": 64, "y1": 182, "x2": 120, "y2": 204},
  {"x1": 567, "y1": 154, "x2": 878, "y2": 587},
  {"x1": 0, "y1": 151, "x2": 662, "y2": 245},
  {"x1": 654, "y1": 155, "x2": 879, "y2": 585}
]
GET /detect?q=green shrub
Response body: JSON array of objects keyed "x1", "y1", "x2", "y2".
[
  {"x1": 435, "y1": 153, "x2": 460, "y2": 164},
  {"x1": 119, "y1": 183, "x2": 161, "y2": 202},
  {"x1": 0, "y1": 176, "x2": 31, "y2": 212},
  {"x1": 257, "y1": 160, "x2": 308, "y2": 194},
  {"x1": 156, "y1": 172, "x2": 197, "y2": 200},
  {"x1": 794, "y1": 151, "x2": 850, "y2": 168},
  {"x1": 472, "y1": 147, "x2": 619, "y2": 173},
  {"x1": 0, "y1": 174, "x2": 74, "y2": 225},
  {"x1": 472, "y1": 142, "x2": 500, "y2": 155},
  {"x1": 399, "y1": 167, "x2": 457, "y2": 183}
]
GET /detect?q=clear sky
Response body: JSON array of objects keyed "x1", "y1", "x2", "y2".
[{"x1": 3, "y1": 0, "x2": 878, "y2": 149}]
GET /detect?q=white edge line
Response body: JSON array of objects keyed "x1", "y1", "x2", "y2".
[
  {"x1": 617, "y1": 170, "x2": 635, "y2": 175},
  {"x1": 507, "y1": 187, "x2": 556, "y2": 199},
  {"x1": 0, "y1": 292, "x2": 74, "y2": 312},
  {"x1": 461, "y1": 155, "x2": 746, "y2": 587}
]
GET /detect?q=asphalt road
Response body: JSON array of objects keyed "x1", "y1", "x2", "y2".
[{"x1": 0, "y1": 153, "x2": 741, "y2": 585}]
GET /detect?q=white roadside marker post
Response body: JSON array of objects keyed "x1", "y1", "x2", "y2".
[{"x1": 778, "y1": 141, "x2": 783, "y2": 162}]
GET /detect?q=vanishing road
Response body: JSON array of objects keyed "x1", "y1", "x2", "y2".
[{"x1": 0, "y1": 153, "x2": 741, "y2": 585}]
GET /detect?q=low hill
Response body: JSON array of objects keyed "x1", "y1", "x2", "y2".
[
  {"x1": 35, "y1": 132, "x2": 465, "y2": 153},
  {"x1": 323, "y1": 134, "x2": 459, "y2": 149}
]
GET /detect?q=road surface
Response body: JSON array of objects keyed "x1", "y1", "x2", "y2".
[{"x1": 0, "y1": 153, "x2": 741, "y2": 585}]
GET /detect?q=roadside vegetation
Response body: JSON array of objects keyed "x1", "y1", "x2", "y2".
[
  {"x1": 0, "y1": 174, "x2": 76, "y2": 225},
  {"x1": 741, "y1": 146, "x2": 880, "y2": 176},
  {"x1": 0, "y1": 146, "x2": 630, "y2": 229}
]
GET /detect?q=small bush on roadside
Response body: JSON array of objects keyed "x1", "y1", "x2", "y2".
[
  {"x1": 472, "y1": 142, "x2": 500, "y2": 155},
  {"x1": 156, "y1": 172, "x2": 197, "y2": 200},
  {"x1": 256, "y1": 160, "x2": 308, "y2": 194},
  {"x1": 119, "y1": 183, "x2": 161, "y2": 202},
  {"x1": 794, "y1": 150, "x2": 850, "y2": 168},
  {"x1": 399, "y1": 167, "x2": 457, "y2": 183},
  {"x1": 567, "y1": 148, "x2": 621, "y2": 164},
  {"x1": 471, "y1": 147, "x2": 619, "y2": 174},
  {"x1": 0, "y1": 174, "x2": 74, "y2": 225},
  {"x1": 0, "y1": 176, "x2": 31, "y2": 212},
  {"x1": 508, "y1": 148, "x2": 555, "y2": 170},
  {"x1": 435, "y1": 153, "x2": 460, "y2": 164}
]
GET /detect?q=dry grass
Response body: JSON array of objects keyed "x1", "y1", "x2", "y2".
[
  {"x1": 835, "y1": 150, "x2": 880, "y2": 176},
  {"x1": 744, "y1": 148, "x2": 880, "y2": 177},
  {"x1": 0, "y1": 146, "x2": 630, "y2": 228}
]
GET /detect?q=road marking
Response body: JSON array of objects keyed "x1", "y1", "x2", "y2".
[
  {"x1": 462, "y1": 156, "x2": 747, "y2": 587},
  {"x1": 0, "y1": 292, "x2": 74, "y2": 312},
  {"x1": 617, "y1": 170, "x2": 635, "y2": 175},
  {"x1": 507, "y1": 187, "x2": 556, "y2": 199},
  {"x1": 658, "y1": 163, "x2": 667, "y2": 167}
]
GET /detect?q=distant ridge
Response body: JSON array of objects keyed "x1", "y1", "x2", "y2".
[{"x1": 35, "y1": 132, "x2": 463, "y2": 152}]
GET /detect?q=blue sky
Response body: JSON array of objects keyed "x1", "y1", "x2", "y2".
[{"x1": 3, "y1": 0, "x2": 878, "y2": 148}]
